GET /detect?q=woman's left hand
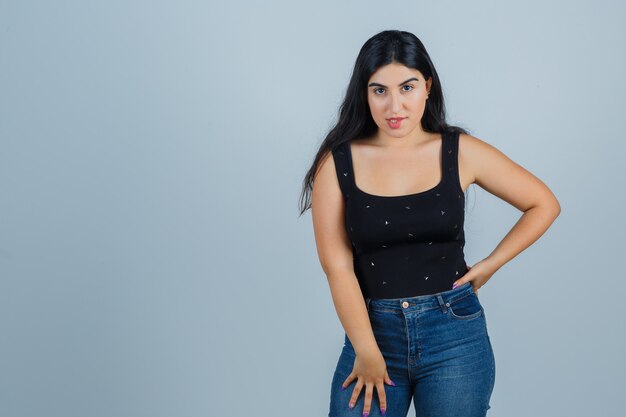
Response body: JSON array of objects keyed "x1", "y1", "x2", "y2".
[{"x1": 451, "y1": 257, "x2": 499, "y2": 295}]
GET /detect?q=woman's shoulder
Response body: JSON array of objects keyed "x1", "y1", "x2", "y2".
[
  {"x1": 457, "y1": 131, "x2": 509, "y2": 187},
  {"x1": 458, "y1": 132, "x2": 499, "y2": 157}
]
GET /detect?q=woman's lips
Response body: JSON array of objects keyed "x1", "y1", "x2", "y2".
[{"x1": 386, "y1": 117, "x2": 405, "y2": 129}]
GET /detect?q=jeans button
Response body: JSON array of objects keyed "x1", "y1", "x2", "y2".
[{"x1": 402, "y1": 301, "x2": 409, "y2": 308}]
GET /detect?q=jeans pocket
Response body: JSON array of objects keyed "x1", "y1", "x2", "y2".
[{"x1": 447, "y1": 292, "x2": 484, "y2": 320}]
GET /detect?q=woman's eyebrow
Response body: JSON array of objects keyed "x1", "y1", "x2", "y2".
[{"x1": 368, "y1": 77, "x2": 419, "y2": 88}]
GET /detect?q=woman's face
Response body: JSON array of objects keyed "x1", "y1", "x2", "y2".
[{"x1": 366, "y1": 63, "x2": 432, "y2": 138}]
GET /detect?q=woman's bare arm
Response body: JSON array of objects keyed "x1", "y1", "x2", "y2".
[
  {"x1": 311, "y1": 149, "x2": 393, "y2": 414},
  {"x1": 452, "y1": 133, "x2": 561, "y2": 288},
  {"x1": 311, "y1": 150, "x2": 379, "y2": 356}
]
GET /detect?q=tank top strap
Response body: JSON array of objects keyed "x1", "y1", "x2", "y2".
[
  {"x1": 442, "y1": 130, "x2": 462, "y2": 193},
  {"x1": 331, "y1": 142, "x2": 353, "y2": 201}
]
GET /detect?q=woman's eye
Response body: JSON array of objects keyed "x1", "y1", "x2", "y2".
[{"x1": 373, "y1": 85, "x2": 413, "y2": 95}]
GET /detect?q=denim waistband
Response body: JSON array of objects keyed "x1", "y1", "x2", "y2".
[{"x1": 365, "y1": 281, "x2": 474, "y2": 312}]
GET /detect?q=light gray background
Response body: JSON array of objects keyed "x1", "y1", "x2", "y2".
[{"x1": 1, "y1": 1, "x2": 624, "y2": 416}]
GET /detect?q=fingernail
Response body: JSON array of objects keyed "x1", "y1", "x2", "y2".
[
  {"x1": 349, "y1": 402, "x2": 354, "y2": 409},
  {"x1": 452, "y1": 284, "x2": 458, "y2": 289},
  {"x1": 381, "y1": 407, "x2": 386, "y2": 415},
  {"x1": 363, "y1": 412, "x2": 369, "y2": 417},
  {"x1": 390, "y1": 379, "x2": 396, "y2": 386},
  {"x1": 341, "y1": 384, "x2": 346, "y2": 391}
]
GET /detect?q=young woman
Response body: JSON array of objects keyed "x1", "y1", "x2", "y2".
[{"x1": 298, "y1": 30, "x2": 560, "y2": 417}]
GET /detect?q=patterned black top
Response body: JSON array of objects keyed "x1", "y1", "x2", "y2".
[{"x1": 331, "y1": 131, "x2": 469, "y2": 299}]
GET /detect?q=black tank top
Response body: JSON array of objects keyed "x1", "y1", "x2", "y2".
[{"x1": 331, "y1": 131, "x2": 469, "y2": 299}]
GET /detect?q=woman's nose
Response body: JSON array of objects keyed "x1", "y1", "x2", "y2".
[{"x1": 389, "y1": 93, "x2": 402, "y2": 113}]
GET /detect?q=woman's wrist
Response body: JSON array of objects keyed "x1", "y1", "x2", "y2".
[
  {"x1": 354, "y1": 340, "x2": 383, "y2": 358},
  {"x1": 482, "y1": 255, "x2": 504, "y2": 274}
]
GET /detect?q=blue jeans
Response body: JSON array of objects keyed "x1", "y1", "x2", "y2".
[{"x1": 328, "y1": 282, "x2": 495, "y2": 417}]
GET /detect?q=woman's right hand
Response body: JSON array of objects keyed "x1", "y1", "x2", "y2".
[{"x1": 341, "y1": 349, "x2": 395, "y2": 416}]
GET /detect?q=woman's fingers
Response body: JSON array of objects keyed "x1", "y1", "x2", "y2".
[
  {"x1": 376, "y1": 380, "x2": 387, "y2": 415},
  {"x1": 363, "y1": 382, "x2": 374, "y2": 416},
  {"x1": 341, "y1": 373, "x2": 355, "y2": 391},
  {"x1": 384, "y1": 370, "x2": 395, "y2": 386},
  {"x1": 343, "y1": 361, "x2": 393, "y2": 414},
  {"x1": 348, "y1": 378, "x2": 364, "y2": 409}
]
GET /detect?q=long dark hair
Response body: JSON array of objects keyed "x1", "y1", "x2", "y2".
[{"x1": 298, "y1": 30, "x2": 471, "y2": 216}]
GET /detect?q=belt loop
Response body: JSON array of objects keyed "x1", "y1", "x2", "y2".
[{"x1": 436, "y1": 294, "x2": 448, "y2": 313}]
